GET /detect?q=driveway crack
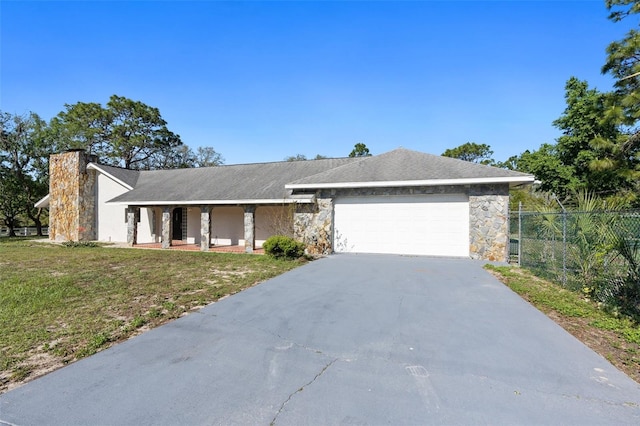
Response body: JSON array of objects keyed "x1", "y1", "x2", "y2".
[{"x1": 270, "y1": 358, "x2": 338, "y2": 425}]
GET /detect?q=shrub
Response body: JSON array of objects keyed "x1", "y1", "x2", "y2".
[
  {"x1": 62, "y1": 241, "x2": 99, "y2": 248},
  {"x1": 263, "y1": 235, "x2": 305, "y2": 260}
]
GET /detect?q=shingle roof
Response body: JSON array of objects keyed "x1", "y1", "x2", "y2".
[
  {"x1": 287, "y1": 148, "x2": 532, "y2": 187},
  {"x1": 90, "y1": 163, "x2": 140, "y2": 189},
  {"x1": 107, "y1": 157, "x2": 359, "y2": 204},
  {"x1": 106, "y1": 148, "x2": 534, "y2": 205}
]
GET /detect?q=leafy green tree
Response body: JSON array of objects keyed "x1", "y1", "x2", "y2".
[
  {"x1": 603, "y1": 0, "x2": 640, "y2": 108},
  {"x1": 508, "y1": 77, "x2": 636, "y2": 204},
  {"x1": 551, "y1": 77, "x2": 629, "y2": 198},
  {"x1": 349, "y1": 143, "x2": 371, "y2": 157},
  {"x1": 508, "y1": 144, "x2": 578, "y2": 199},
  {"x1": 142, "y1": 144, "x2": 195, "y2": 169},
  {"x1": 51, "y1": 95, "x2": 184, "y2": 170},
  {"x1": 442, "y1": 142, "x2": 494, "y2": 164},
  {"x1": 48, "y1": 101, "x2": 110, "y2": 156},
  {"x1": 0, "y1": 111, "x2": 51, "y2": 235},
  {"x1": 595, "y1": 0, "x2": 640, "y2": 203},
  {"x1": 106, "y1": 95, "x2": 183, "y2": 169},
  {"x1": 0, "y1": 171, "x2": 26, "y2": 236}
]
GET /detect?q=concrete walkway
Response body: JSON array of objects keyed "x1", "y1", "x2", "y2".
[{"x1": 1, "y1": 255, "x2": 639, "y2": 425}]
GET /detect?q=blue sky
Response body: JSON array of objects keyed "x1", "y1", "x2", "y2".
[{"x1": 0, "y1": 0, "x2": 631, "y2": 165}]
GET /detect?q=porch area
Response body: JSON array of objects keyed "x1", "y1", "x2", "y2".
[
  {"x1": 133, "y1": 240, "x2": 265, "y2": 254},
  {"x1": 126, "y1": 205, "x2": 292, "y2": 253}
]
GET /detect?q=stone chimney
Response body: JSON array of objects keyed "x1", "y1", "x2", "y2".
[{"x1": 48, "y1": 149, "x2": 97, "y2": 242}]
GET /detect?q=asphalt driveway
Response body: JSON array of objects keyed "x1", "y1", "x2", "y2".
[{"x1": 1, "y1": 255, "x2": 639, "y2": 425}]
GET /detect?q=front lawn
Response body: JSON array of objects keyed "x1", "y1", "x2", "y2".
[{"x1": 0, "y1": 238, "x2": 304, "y2": 393}]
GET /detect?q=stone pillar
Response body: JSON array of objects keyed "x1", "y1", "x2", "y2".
[
  {"x1": 161, "y1": 207, "x2": 171, "y2": 249},
  {"x1": 293, "y1": 198, "x2": 333, "y2": 255},
  {"x1": 243, "y1": 205, "x2": 256, "y2": 253},
  {"x1": 126, "y1": 206, "x2": 138, "y2": 246},
  {"x1": 49, "y1": 149, "x2": 97, "y2": 242},
  {"x1": 200, "y1": 206, "x2": 211, "y2": 252},
  {"x1": 469, "y1": 184, "x2": 510, "y2": 262}
]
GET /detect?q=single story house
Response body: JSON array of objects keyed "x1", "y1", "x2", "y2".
[{"x1": 36, "y1": 148, "x2": 534, "y2": 261}]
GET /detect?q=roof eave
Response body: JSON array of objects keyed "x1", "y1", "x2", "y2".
[
  {"x1": 106, "y1": 198, "x2": 315, "y2": 206},
  {"x1": 87, "y1": 163, "x2": 134, "y2": 190},
  {"x1": 285, "y1": 176, "x2": 536, "y2": 190},
  {"x1": 34, "y1": 194, "x2": 50, "y2": 208}
]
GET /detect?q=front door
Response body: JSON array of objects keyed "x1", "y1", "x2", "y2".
[{"x1": 172, "y1": 208, "x2": 183, "y2": 240}]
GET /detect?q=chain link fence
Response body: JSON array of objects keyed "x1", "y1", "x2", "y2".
[{"x1": 510, "y1": 209, "x2": 640, "y2": 317}]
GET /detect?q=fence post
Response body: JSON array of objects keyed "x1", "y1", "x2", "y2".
[
  {"x1": 518, "y1": 202, "x2": 522, "y2": 267},
  {"x1": 553, "y1": 194, "x2": 568, "y2": 286},
  {"x1": 562, "y1": 210, "x2": 567, "y2": 286}
]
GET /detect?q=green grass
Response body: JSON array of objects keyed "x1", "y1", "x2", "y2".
[{"x1": 0, "y1": 238, "x2": 304, "y2": 391}]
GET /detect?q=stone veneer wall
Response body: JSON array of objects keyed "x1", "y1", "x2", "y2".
[
  {"x1": 294, "y1": 199, "x2": 333, "y2": 256},
  {"x1": 49, "y1": 150, "x2": 97, "y2": 242},
  {"x1": 468, "y1": 184, "x2": 510, "y2": 262},
  {"x1": 294, "y1": 184, "x2": 511, "y2": 261}
]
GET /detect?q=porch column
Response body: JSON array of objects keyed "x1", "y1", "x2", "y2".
[
  {"x1": 200, "y1": 206, "x2": 211, "y2": 252},
  {"x1": 126, "y1": 206, "x2": 138, "y2": 247},
  {"x1": 243, "y1": 205, "x2": 256, "y2": 253},
  {"x1": 161, "y1": 207, "x2": 171, "y2": 249}
]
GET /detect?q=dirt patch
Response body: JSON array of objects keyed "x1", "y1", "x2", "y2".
[{"x1": 0, "y1": 351, "x2": 64, "y2": 394}]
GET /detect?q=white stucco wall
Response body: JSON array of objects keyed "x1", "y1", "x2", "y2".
[
  {"x1": 95, "y1": 173, "x2": 129, "y2": 243},
  {"x1": 211, "y1": 207, "x2": 243, "y2": 246},
  {"x1": 255, "y1": 206, "x2": 290, "y2": 247},
  {"x1": 186, "y1": 207, "x2": 200, "y2": 244},
  {"x1": 137, "y1": 207, "x2": 160, "y2": 244}
]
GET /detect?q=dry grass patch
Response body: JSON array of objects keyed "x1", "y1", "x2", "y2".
[{"x1": 0, "y1": 238, "x2": 304, "y2": 393}]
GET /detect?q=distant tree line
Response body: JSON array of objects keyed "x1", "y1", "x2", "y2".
[{"x1": 284, "y1": 142, "x2": 372, "y2": 162}]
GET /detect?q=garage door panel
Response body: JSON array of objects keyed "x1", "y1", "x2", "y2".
[{"x1": 334, "y1": 194, "x2": 469, "y2": 257}]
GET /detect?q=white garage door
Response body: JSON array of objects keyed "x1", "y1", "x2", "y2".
[{"x1": 333, "y1": 194, "x2": 469, "y2": 257}]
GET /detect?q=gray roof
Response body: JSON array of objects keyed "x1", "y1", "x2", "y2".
[
  {"x1": 288, "y1": 148, "x2": 532, "y2": 186},
  {"x1": 107, "y1": 157, "x2": 359, "y2": 204},
  {"x1": 106, "y1": 148, "x2": 534, "y2": 205},
  {"x1": 92, "y1": 163, "x2": 140, "y2": 188}
]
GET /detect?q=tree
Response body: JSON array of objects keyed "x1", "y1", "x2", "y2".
[
  {"x1": 500, "y1": 3, "x2": 640, "y2": 206},
  {"x1": 48, "y1": 101, "x2": 110, "y2": 156},
  {"x1": 349, "y1": 143, "x2": 371, "y2": 157},
  {"x1": 106, "y1": 95, "x2": 183, "y2": 169},
  {"x1": 50, "y1": 95, "x2": 184, "y2": 170},
  {"x1": 507, "y1": 144, "x2": 578, "y2": 199},
  {"x1": 142, "y1": 144, "x2": 195, "y2": 169},
  {"x1": 509, "y1": 76, "x2": 638, "y2": 204},
  {"x1": 284, "y1": 153, "x2": 328, "y2": 161},
  {"x1": 442, "y1": 142, "x2": 494, "y2": 164},
  {"x1": 284, "y1": 154, "x2": 307, "y2": 162},
  {"x1": 603, "y1": 0, "x2": 640, "y2": 110},
  {"x1": 598, "y1": 1, "x2": 640, "y2": 203},
  {"x1": 552, "y1": 77, "x2": 629, "y2": 198},
  {"x1": 195, "y1": 147, "x2": 224, "y2": 167},
  {"x1": 0, "y1": 111, "x2": 51, "y2": 236},
  {"x1": 0, "y1": 172, "x2": 26, "y2": 236}
]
